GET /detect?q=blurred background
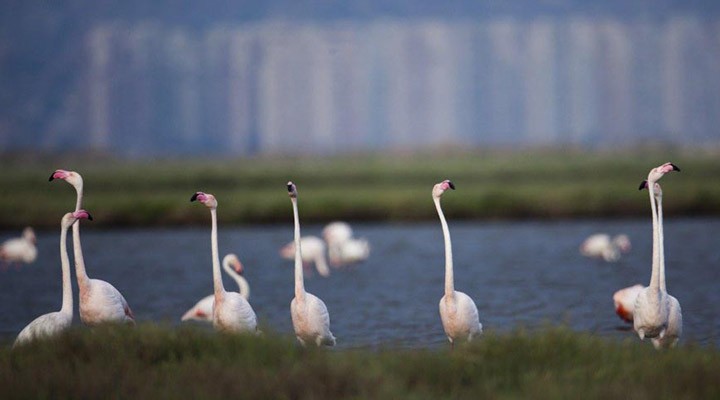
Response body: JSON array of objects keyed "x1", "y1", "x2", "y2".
[{"x1": 2, "y1": 0, "x2": 720, "y2": 156}]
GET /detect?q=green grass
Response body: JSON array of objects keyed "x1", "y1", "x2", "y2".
[
  {"x1": 3, "y1": 148, "x2": 720, "y2": 228},
  {"x1": 2, "y1": 325, "x2": 719, "y2": 399}
]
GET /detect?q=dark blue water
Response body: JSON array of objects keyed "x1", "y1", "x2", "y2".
[{"x1": 2, "y1": 218, "x2": 719, "y2": 348}]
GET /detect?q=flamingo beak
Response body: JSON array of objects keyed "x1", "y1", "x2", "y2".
[
  {"x1": 190, "y1": 193, "x2": 199, "y2": 202},
  {"x1": 670, "y1": 163, "x2": 681, "y2": 172},
  {"x1": 638, "y1": 180, "x2": 648, "y2": 190},
  {"x1": 448, "y1": 181, "x2": 455, "y2": 190},
  {"x1": 234, "y1": 260, "x2": 244, "y2": 274}
]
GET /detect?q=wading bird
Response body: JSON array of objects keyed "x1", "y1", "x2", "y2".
[
  {"x1": 433, "y1": 180, "x2": 482, "y2": 348},
  {"x1": 181, "y1": 254, "x2": 250, "y2": 322},
  {"x1": 0, "y1": 227, "x2": 37, "y2": 269},
  {"x1": 287, "y1": 182, "x2": 336, "y2": 346}
]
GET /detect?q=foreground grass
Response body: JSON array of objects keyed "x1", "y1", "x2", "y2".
[
  {"x1": 2, "y1": 148, "x2": 720, "y2": 228},
  {"x1": 2, "y1": 325, "x2": 719, "y2": 399}
]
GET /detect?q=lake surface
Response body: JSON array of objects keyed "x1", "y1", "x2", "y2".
[{"x1": 2, "y1": 218, "x2": 719, "y2": 348}]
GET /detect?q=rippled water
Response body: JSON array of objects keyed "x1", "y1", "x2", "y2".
[{"x1": 2, "y1": 218, "x2": 719, "y2": 348}]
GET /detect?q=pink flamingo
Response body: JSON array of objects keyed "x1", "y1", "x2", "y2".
[
  {"x1": 612, "y1": 284, "x2": 643, "y2": 323},
  {"x1": 14, "y1": 211, "x2": 91, "y2": 346},
  {"x1": 633, "y1": 163, "x2": 682, "y2": 348},
  {"x1": 50, "y1": 169, "x2": 135, "y2": 326},
  {"x1": 287, "y1": 182, "x2": 335, "y2": 346},
  {"x1": 434, "y1": 180, "x2": 483, "y2": 347},
  {"x1": 191, "y1": 192, "x2": 257, "y2": 333}
]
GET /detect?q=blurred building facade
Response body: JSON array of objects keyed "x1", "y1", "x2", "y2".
[{"x1": 9, "y1": 16, "x2": 720, "y2": 155}]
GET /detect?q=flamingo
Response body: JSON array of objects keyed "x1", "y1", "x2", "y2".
[
  {"x1": 612, "y1": 284, "x2": 643, "y2": 323},
  {"x1": 279, "y1": 236, "x2": 331, "y2": 277},
  {"x1": 633, "y1": 162, "x2": 682, "y2": 346},
  {"x1": 181, "y1": 254, "x2": 250, "y2": 322},
  {"x1": 14, "y1": 211, "x2": 91, "y2": 347},
  {"x1": 580, "y1": 233, "x2": 631, "y2": 262},
  {"x1": 191, "y1": 192, "x2": 257, "y2": 333},
  {"x1": 287, "y1": 182, "x2": 336, "y2": 346},
  {"x1": 0, "y1": 227, "x2": 38, "y2": 269},
  {"x1": 640, "y1": 180, "x2": 683, "y2": 348},
  {"x1": 322, "y1": 222, "x2": 370, "y2": 267},
  {"x1": 50, "y1": 169, "x2": 135, "y2": 326},
  {"x1": 434, "y1": 180, "x2": 482, "y2": 347}
]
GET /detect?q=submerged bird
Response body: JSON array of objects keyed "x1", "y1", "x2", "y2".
[
  {"x1": 191, "y1": 192, "x2": 257, "y2": 333},
  {"x1": 322, "y1": 221, "x2": 370, "y2": 267},
  {"x1": 633, "y1": 163, "x2": 683, "y2": 348},
  {"x1": 580, "y1": 233, "x2": 631, "y2": 262},
  {"x1": 287, "y1": 182, "x2": 336, "y2": 346},
  {"x1": 0, "y1": 227, "x2": 37, "y2": 269},
  {"x1": 14, "y1": 211, "x2": 91, "y2": 347},
  {"x1": 434, "y1": 180, "x2": 482, "y2": 347},
  {"x1": 181, "y1": 254, "x2": 250, "y2": 322},
  {"x1": 50, "y1": 169, "x2": 135, "y2": 326}
]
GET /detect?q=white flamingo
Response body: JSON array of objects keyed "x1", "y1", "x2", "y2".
[
  {"x1": 323, "y1": 222, "x2": 370, "y2": 267},
  {"x1": 287, "y1": 182, "x2": 336, "y2": 346},
  {"x1": 191, "y1": 192, "x2": 257, "y2": 333},
  {"x1": 181, "y1": 254, "x2": 250, "y2": 322},
  {"x1": 612, "y1": 284, "x2": 643, "y2": 323},
  {"x1": 633, "y1": 163, "x2": 682, "y2": 346},
  {"x1": 14, "y1": 211, "x2": 91, "y2": 347},
  {"x1": 50, "y1": 169, "x2": 135, "y2": 326},
  {"x1": 280, "y1": 236, "x2": 331, "y2": 277},
  {"x1": 0, "y1": 227, "x2": 38, "y2": 268},
  {"x1": 642, "y1": 180, "x2": 683, "y2": 348},
  {"x1": 434, "y1": 180, "x2": 482, "y2": 347},
  {"x1": 580, "y1": 233, "x2": 631, "y2": 262}
]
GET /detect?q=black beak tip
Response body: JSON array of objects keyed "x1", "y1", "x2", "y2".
[
  {"x1": 448, "y1": 181, "x2": 456, "y2": 190},
  {"x1": 190, "y1": 193, "x2": 199, "y2": 202},
  {"x1": 87, "y1": 213, "x2": 94, "y2": 221},
  {"x1": 287, "y1": 184, "x2": 293, "y2": 192},
  {"x1": 671, "y1": 163, "x2": 681, "y2": 172},
  {"x1": 48, "y1": 173, "x2": 55, "y2": 182},
  {"x1": 638, "y1": 180, "x2": 648, "y2": 191}
]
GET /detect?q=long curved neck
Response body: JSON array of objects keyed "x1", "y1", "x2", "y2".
[
  {"x1": 434, "y1": 197, "x2": 454, "y2": 296},
  {"x1": 223, "y1": 261, "x2": 250, "y2": 298},
  {"x1": 657, "y1": 196, "x2": 666, "y2": 291},
  {"x1": 74, "y1": 182, "x2": 84, "y2": 212},
  {"x1": 314, "y1": 249, "x2": 330, "y2": 277},
  {"x1": 210, "y1": 208, "x2": 225, "y2": 297},
  {"x1": 292, "y1": 198, "x2": 306, "y2": 299},
  {"x1": 60, "y1": 223, "x2": 73, "y2": 316},
  {"x1": 648, "y1": 182, "x2": 660, "y2": 290},
  {"x1": 72, "y1": 220, "x2": 90, "y2": 287}
]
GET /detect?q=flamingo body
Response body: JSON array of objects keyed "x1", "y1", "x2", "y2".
[
  {"x1": 439, "y1": 291, "x2": 482, "y2": 343},
  {"x1": 280, "y1": 236, "x2": 330, "y2": 277},
  {"x1": 78, "y1": 279, "x2": 135, "y2": 325},
  {"x1": 323, "y1": 221, "x2": 370, "y2": 266},
  {"x1": 580, "y1": 233, "x2": 631, "y2": 262}
]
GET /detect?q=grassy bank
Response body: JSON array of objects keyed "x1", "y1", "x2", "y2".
[
  {"x1": 3, "y1": 148, "x2": 720, "y2": 228},
  {"x1": 2, "y1": 325, "x2": 719, "y2": 399}
]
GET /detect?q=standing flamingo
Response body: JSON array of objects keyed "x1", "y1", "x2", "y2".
[
  {"x1": 580, "y1": 233, "x2": 631, "y2": 262},
  {"x1": 633, "y1": 163, "x2": 681, "y2": 345},
  {"x1": 279, "y1": 236, "x2": 331, "y2": 277},
  {"x1": 191, "y1": 192, "x2": 257, "y2": 333},
  {"x1": 14, "y1": 211, "x2": 91, "y2": 347},
  {"x1": 181, "y1": 253, "x2": 250, "y2": 322},
  {"x1": 50, "y1": 169, "x2": 135, "y2": 326},
  {"x1": 287, "y1": 182, "x2": 335, "y2": 346},
  {"x1": 0, "y1": 227, "x2": 37, "y2": 269},
  {"x1": 640, "y1": 180, "x2": 683, "y2": 348},
  {"x1": 434, "y1": 180, "x2": 482, "y2": 347}
]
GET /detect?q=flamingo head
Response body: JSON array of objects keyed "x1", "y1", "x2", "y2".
[
  {"x1": 647, "y1": 162, "x2": 680, "y2": 183},
  {"x1": 287, "y1": 181, "x2": 298, "y2": 199},
  {"x1": 279, "y1": 242, "x2": 295, "y2": 259},
  {"x1": 21, "y1": 227, "x2": 36, "y2": 244},
  {"x1": 62, "y1": 209, "x2": 93, "y2": 228},
  {"x1": 190, "y1": 192, "x2": 217, "y2": 209},
  {"x1": 639, "y1": 180, "x2": 663, "y2": 199},
  {"x1": 49, "y1": 169, "x2": 83, "y2": 190},
  {"x1": 223, "y1": 253, "x2": 243, "y2": 274},
  {"x1": 432, "y1": 179, "x2": 455, "y2": 198},
  {"x1": 612, "y1": 234, "x2": 632, "y2": 253}
]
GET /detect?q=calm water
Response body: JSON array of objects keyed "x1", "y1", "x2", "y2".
[{"x1": 2, "y1": 218, "x2": 719, "y2": 348}]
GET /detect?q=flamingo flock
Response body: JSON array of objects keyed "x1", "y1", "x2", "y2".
[{"x1": 10, "y1": 163, "x2": 686, "y2": 350}]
